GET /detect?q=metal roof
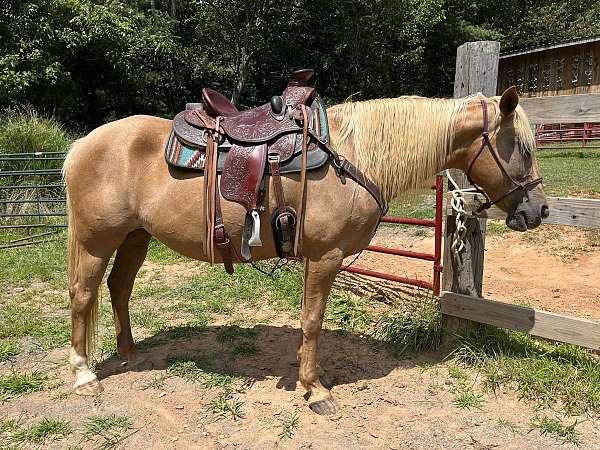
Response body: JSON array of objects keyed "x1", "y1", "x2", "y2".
[{"x1": 500, "y1": 36, "x2": 600, "y2": 59}]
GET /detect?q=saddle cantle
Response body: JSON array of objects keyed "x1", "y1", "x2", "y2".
[{"x1": 165, "y1": 69, "x2": 386, "y2": 274}]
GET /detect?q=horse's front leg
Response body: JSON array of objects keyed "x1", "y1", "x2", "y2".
[{"x1": 299, "y1": 250, "x2": 342, "y2": 415}]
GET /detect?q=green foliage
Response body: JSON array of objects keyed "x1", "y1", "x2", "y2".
[
  {"x1": 166, "y1": 355, "x2": 251, "y2": 389},
  {"x1": 373, "y1": 296, "x2": 442, "y2": 357},
  {"x1": 530, "y1": 415, "x2": 580, "y2": 445},
  {"x1": 83, "y1": 415, "x2": 133, "y2": 450},
  {"x1": 0, "y1": 302, "x2": 70, "y2": 349},
  {"x1": 278, "y1": 410, "x2": 300, "y2": 440},
  {"x1": 453, "y1": 324, "x2": 600, "y2": 415},
  {"x1": 537, "y1": 151, "x2": 600, "y2": 197},
  {"x1": 4, "y1": 0, "x2": 597, "y2": 127},
  {"x1": 168, "y1": 263, "x2": 303, "y2": 313},
  {"x1": 452, "y1": 389, "x2": 485, "y2": 410},
  {"x1": 209, "y1": 390, "x2": 245, "y2": 420},
  {"x1": 0, "y1": 234, "x2": 67, "y2": 286},
  {"x1": 0, "y1": 339, "x2": 20, "y2": 361},
  {"x1": 0, "y1": 371, "x2": 47, "y2": 399},
  {"x1": 326, "y1": 294, "x2": 370, "y2": 331},
  {"x1": 146, "y1": 239, "x2": 184, "y2": 264},
  {"x1": 10, "y1": 417, "x2": 71, "y2": 445},
  {"x1": 0, "y1": 107, "x2": 73, "y2": 156}
]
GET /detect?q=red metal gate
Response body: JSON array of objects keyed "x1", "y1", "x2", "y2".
[{"x1": 345, "y1": 175, "x2": 444, "y2": 296}]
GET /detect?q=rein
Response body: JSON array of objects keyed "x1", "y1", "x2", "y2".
[{"x1": 465, "y1": 99, "x2": 543, "y2": 213}]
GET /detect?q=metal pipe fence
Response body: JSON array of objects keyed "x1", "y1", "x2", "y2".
[
  {"x1": 536, "y1": 123, "x2": 600, "y2": 147},
  {"x1": 0, "y1": 152, "x2": 67, "y2": 230},
  {"x1": 345, "y1": 175, "x2": 444, "y2": 296}
]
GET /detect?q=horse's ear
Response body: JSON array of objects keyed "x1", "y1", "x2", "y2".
[{"x1": 499, "y1": 86, "x2": 519, "y2": 116}]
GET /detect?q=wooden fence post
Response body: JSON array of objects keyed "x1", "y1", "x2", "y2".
[{"x1": 442, "y1": 41, "x2": 500, "y2": 333}]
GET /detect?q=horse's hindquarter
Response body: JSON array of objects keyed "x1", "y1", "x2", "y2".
[{"x1": 66, "y1": 114, "x2": 380, "y2": 261}]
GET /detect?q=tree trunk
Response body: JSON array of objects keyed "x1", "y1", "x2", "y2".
[{"x1": 231, "y1": 46, "x2": 250, "y2": 107}]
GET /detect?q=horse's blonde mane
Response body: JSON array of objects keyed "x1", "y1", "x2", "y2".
[{"x1": 328, "y1": 95, "x2": 535, "y2": 199}]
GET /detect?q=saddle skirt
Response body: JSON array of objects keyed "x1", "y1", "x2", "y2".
[{"x1": 166, "y1": 95, "x2": 330, "y2": 173}]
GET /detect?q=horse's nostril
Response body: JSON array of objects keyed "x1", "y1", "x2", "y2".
[{"x1": 540, "y1": 205, "x2": 550, "y2": 219}]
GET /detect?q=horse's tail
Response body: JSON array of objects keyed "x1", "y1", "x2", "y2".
[{"x1": 65, "y1": 141, "x2": 98, "y2": 357}]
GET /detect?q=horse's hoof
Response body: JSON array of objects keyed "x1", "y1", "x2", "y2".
[
  {"x1": 309, "y1": 398, "x2": 339, "y2": 415},
  {"x1": 320, "y1": 375, "x2": 333, "y2": 391},
  {"x1": 74, "y1": 378, "x2": 103, "y2": 396}
]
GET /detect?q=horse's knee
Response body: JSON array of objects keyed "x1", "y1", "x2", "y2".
[
  {"x1": 70, "y1": 287, "x2": 96, "y2": 315},
  {"x1": 302, "y1": 317, "x2": 322, "y2": 339}
]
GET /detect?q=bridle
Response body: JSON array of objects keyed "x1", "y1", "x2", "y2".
[{"x1": 465, "y1": 98, "x2": 543, "y2": 213}]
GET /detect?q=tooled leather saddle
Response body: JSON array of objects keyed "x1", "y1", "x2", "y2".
[{"x1": 165, "y1": 69, "x2": 386, "y2": 274}]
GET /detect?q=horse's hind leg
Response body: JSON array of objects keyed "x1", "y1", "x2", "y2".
[
  {"x1": 299, "y1": 250, "x2": 343, "y2": 415},
  {"x1": 69, "y1": 241, "x2": 114, "y2": 395},
  {"x1": 107, "y1": 229, "x2": 151, "y2": 362}
]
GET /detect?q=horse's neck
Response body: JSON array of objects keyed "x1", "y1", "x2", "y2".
[
  {"x1": 330, "y1": 97, "x2": 492, "y2": 200},
  {"x1": 444, "y1": 100, "x2": 491, "y2": 172}
]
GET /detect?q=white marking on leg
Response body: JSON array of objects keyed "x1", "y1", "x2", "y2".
[{"x1": 70, "y1": 347, "x2": 101, "y2": 392}]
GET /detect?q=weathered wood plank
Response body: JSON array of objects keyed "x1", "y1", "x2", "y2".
[
  {"x1": 446, "y1": 193, "x2": 600, "y2": 228},
  {"x1": 440, "y1": 291, "x2": 600, "y2": 350},
  {"x1": 444, "y1": 41, "x2": 499, "y2": 334},
  {"x1": 520, "y1": 93, "x2": 600, "y2": 124}
]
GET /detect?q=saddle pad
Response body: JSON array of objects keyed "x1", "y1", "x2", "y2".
[{"x1": 164, "y1": 131, "x2": 330, "y2": 175}]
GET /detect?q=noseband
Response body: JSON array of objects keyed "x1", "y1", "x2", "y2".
[{"x1": 465, "y1": 99, "x2": 543, "y2": 213}]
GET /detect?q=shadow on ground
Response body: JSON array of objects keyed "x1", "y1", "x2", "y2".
[{"x1": 97, "y1": 324, "x2": 443, "y2": 391}]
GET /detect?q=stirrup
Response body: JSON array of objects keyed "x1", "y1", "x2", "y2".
[{"x1": 271, "y1": 207, "x2": 297, "y2": 258}]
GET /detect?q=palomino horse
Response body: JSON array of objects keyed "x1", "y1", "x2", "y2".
[{"x1": 63, "y1": 87, "x2": 548, "y2": 414}]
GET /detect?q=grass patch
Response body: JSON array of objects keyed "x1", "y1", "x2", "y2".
[
  {"x1": 139, "y1": 374, "x2": 167, "y2": 391},
  {"x1": 0, "y1": 418, "x2": 20, "y2": 433},
  {"x1": 209, "y1": 390, "x2": 245, "y2": 420},
  {"x1": 146, "y1": 239, "x2": 184, "y2": 264},
  {"x1": 0, "y1": 235, "x2": 67, "y2": 287},
  {"x1": 10, "y1": 417, "x2": 70, "y2": 445},
  {"x1": 166, "y1": 356, "x2": 251, "y2": 390},
  {"x1": 216, "y1": 326, "x2": 258, "y2": 343},
  {"x1": 99, "y1": 334, "x2": 117, "y2": 358},
  {"x1": 496, "y1": 418, "x2": 520, "y2": 434},
  {"x1": 537, "y1": 151, "x2": 600, "y2": 197},
  {"x1": 326, "y1": 294, "x2": 371, "y2": 331},
  {"x1": 386, "y1": 189, "x2": 436, "y2": 229},
  {"x1": 530, "y1": 415, "x2": 580, "y2": 445},
  {"x1": 83, "y1": 415, "x2": 133, "y2": 450},
  {"x1": 452, "y1": 324, "x2": 600, "y2": 416},
  {"x1": 278, "y1": 410, "x2": 300, "y2": 440},
  {"x1": 0, "y1": 339, "x2": 20, "y2": 361},
  {"x1": 131, "y1": 309, "x2": 167, "y2": 333},
  {"x1": 0, "y1": 107, "x2": 73, "y2": 156},
  {"x1": 453, "y1": 389, "x2": 485, "y2": 410},
  {"x1": 0, "y1": 303, "x2": 70, "y2": 349},
  {"x1": 168, "y1": 263, "x2": 303, "y2": 314},
  {"x1": 487, "y1": 220, "x2": 510, "y2": 236},
  {"x1": 372, "y1": 296, "x2": 441, "y2": 357},
  {"x1": 231, "y1": 341, "x2": 258, "y2": 357},
  {"x1": 0, "y1": 371, "x2": 47, "y2": 400},
  {"x1": 447, "y1": 365, "x2": 485, "y2": 410}
]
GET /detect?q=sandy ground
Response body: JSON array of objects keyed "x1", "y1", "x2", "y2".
[{"x1": 2, "y1": 225, "x2": 600, "y2": 449}]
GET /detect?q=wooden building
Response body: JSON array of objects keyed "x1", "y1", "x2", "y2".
[{"x1": 497, "y1": 37, "x2": 600, "y2": 97}]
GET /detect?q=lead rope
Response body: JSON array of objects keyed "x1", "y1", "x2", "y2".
[{"x1": 445, "y1": 170, "x2": 477, "y2": 264}]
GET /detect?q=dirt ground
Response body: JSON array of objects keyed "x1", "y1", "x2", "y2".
[{"x1": 2, "y1": 225, "x2": 600, "y2": 449}]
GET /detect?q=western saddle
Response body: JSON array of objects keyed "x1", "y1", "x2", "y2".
[{"x1": 166, "y1": 69, "x2": 386, "y2": 273}]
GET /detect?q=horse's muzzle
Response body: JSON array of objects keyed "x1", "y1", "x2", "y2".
[{"x1": 506, "y1": 196, "x2": 549, "y2": 231}]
